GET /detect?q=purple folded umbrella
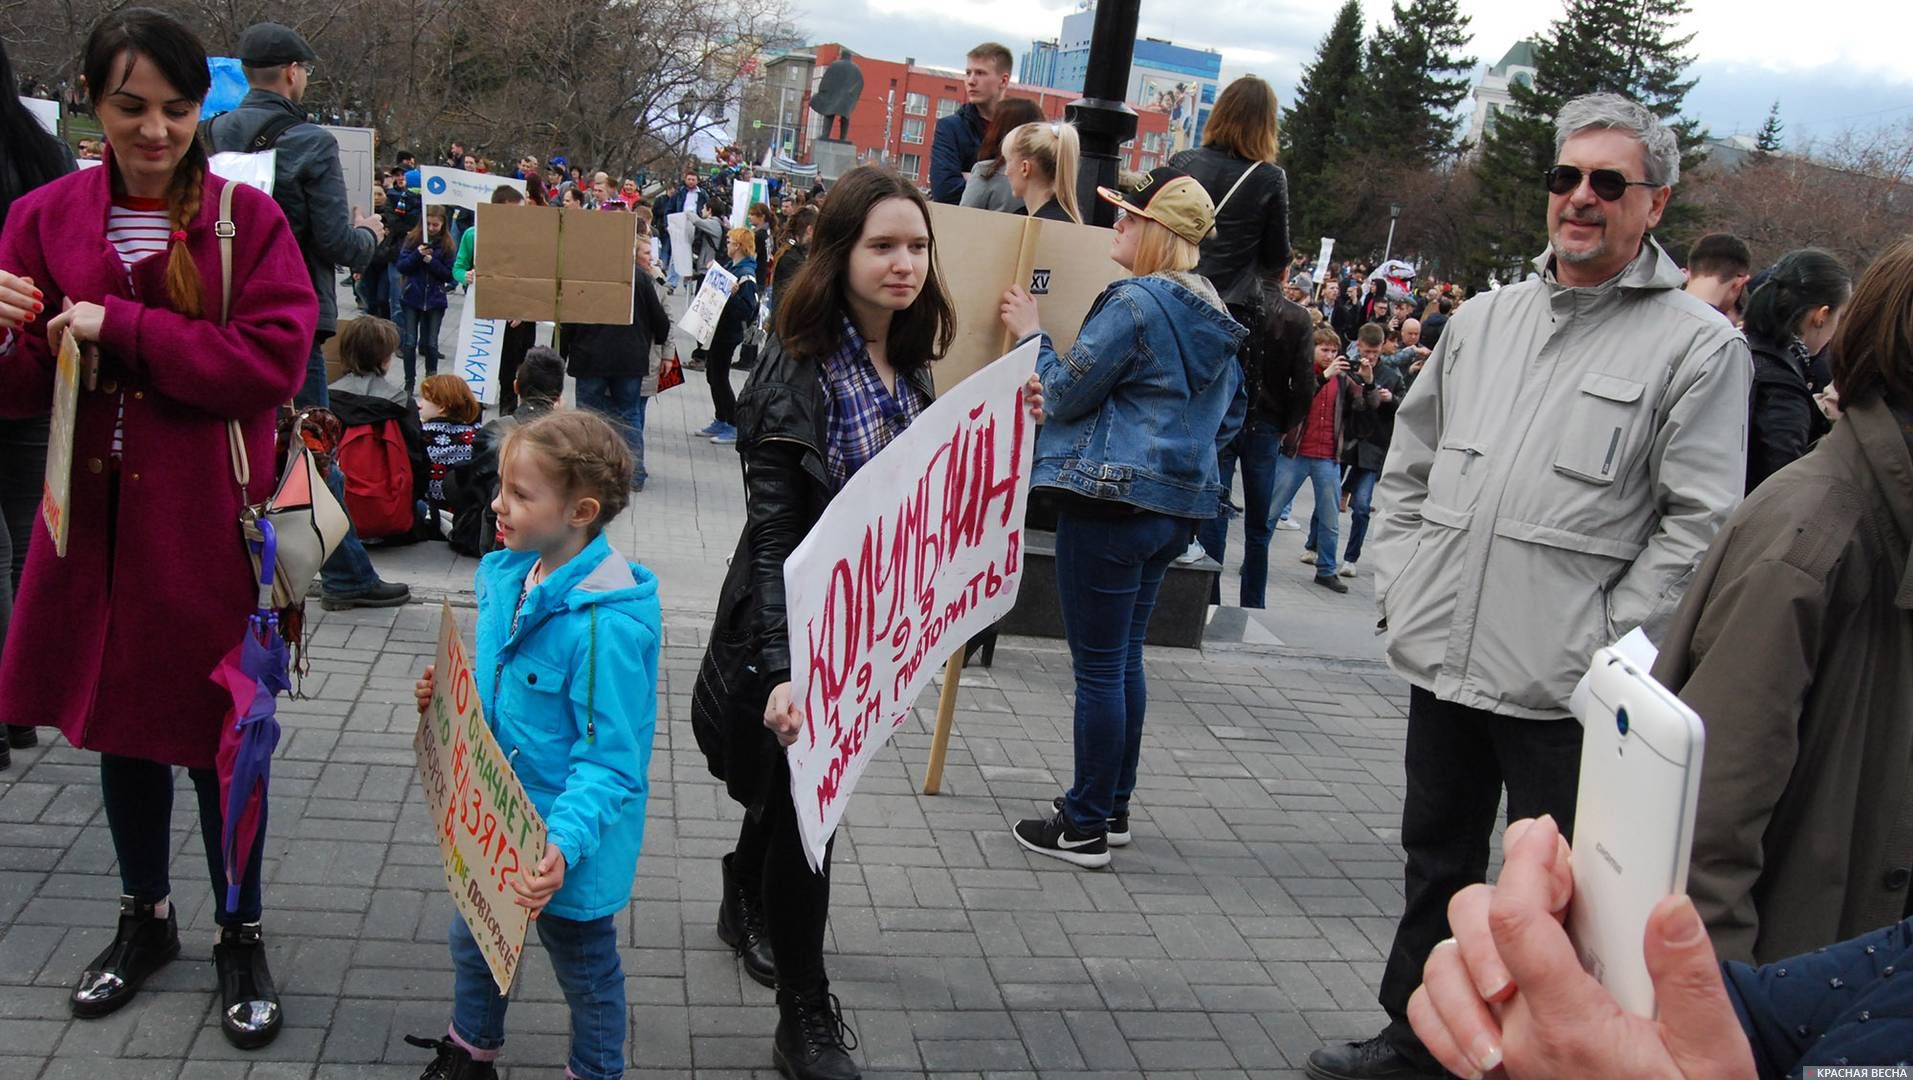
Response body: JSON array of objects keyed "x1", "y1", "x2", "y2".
[{"x1": 210, "y1": 520, "x2": 289, "y2": 916}]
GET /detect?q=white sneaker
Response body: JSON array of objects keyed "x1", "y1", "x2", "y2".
[
  {"x1": 1274, "y1": 517, "x2": 1303, "y2": 531},
  {"x1": 1173, "y1": 542, "x2": 1208, "y2": 565},
  {"x1": 1300, "y1": 551, "x2": 1317, "y2": 565},
  {"x1": 1339, "y1": 560, "x2": 1358, "y2": 578}
]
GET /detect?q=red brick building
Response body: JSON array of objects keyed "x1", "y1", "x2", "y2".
[{"x1": 799, "y1": 43, "x2": 1173, "y2": 188}]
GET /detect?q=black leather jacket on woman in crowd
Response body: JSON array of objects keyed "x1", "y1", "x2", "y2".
[
  {"x1": 689, "y1": 335, "x2": 935, "y2": 811},
  {"x1": 1745, "y1": 326, "x2": 1827, "y2": 494},
  {"x1": 1168, "y1": 146, "x2": 1290, "y2": 307}
]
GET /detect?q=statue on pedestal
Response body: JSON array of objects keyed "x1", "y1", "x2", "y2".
[{"x1": 810, "y1": 49, "x2": 864, "y2": 142}]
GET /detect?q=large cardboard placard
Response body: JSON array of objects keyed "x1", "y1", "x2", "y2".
[
  {"x1": 419, "y1": 166, "x2": 525, "y2": 211},
  {"x1": 415, "y1": 603, "x2": 547, "y2": 995},
  {"x1": 41, "y1": 334, "x2": 81, "y2": 557},
  {"x1": 785, "y1": 343, "x2": 1039, "y2": 871},
  {"x1": 473, "y1": 204, "x2": 636, "y2": 325},
  {"x1": 927, "y1": 204, "x2": 1124, "y2": 394}
]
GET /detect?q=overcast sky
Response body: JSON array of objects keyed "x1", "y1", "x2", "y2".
[{"x1": 801, "y1": 0, "x2": 1912, "y2": 143}]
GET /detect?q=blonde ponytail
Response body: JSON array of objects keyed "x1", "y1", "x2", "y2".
[{"x1": 1007, "y1": 121, "x2": 1084, "y2": 224}]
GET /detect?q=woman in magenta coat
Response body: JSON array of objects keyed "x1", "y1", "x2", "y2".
[{"x1": 0, "y1": 10, "x2": 316, "y2": 1050}]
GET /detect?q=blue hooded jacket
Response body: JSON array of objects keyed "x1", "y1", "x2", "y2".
[
  {"x1": 1028, "y1": 271, "x2": 1248, "y2": 520},
  {"x1": 473, "y1": 532, "x2": 661, "y2": 922}
]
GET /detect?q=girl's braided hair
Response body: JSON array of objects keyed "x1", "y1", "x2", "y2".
[{"x1": 499, "y1": 410, "x2": 634, "y2": 533}]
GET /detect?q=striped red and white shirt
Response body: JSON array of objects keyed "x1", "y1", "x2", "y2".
[{"x1": 106, "y1": 195, "x2": 173, "y2": 271}]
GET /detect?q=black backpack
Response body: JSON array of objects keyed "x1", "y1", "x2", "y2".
[{"x1": 198, "y1": 110, "x2": 303, "y2": 156}]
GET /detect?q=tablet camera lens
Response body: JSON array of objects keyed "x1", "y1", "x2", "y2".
[{"x1": 1616, "y1": 707, "x2": 1630, "y2": 737}]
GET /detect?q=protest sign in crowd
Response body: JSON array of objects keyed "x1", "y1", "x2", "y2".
[{"x1": 0, "y1": 8, "x2": 1908, "y2": 1080}]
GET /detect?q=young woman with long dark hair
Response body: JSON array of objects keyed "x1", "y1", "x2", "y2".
[
  {"x1": 0, "y1": 6, "x2": 315, "y2": 1047},
  {"x1": 1741, "y1": 248, "x2": 1852, "y2": 492},
  {"x1": 690, "y1": 165, "x2": 1039, "y2": 1080}
]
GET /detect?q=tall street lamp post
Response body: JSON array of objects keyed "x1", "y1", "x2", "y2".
[
  {"x1": 1383, "y1": 202, "x2": 1403, "y2": 263},
  {"x1": 1065, "y1": 0, "x2": 1140, "y2": 227}
]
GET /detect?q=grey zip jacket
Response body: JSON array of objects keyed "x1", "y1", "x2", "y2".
[{"x1": 1370, "y1": 239, "x2": 1751, "y2": 719}]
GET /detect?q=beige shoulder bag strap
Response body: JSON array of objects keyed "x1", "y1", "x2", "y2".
[{"x1": 216, "y1": 182, "x2": 250, "y2": 492}]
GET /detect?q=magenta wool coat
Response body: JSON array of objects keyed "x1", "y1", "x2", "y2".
[{"x1": 0, "y1": 159, "x2": 317, "y2": 770}]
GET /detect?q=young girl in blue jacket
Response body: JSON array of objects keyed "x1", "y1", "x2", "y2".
[
  {"x1": 410, "y1": 410, "x2": 662, "y2": 1080},
  {"x1": 395, "y1": 204, "x2": 458, "y2": 393}
]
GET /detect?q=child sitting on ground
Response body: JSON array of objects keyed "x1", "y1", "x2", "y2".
[
  {"x1": 328, "y1": 317, "x2": 428, "y2": 541},
  {"x1": 417, "y1": 374, "x2": 483, "y2": 521},
  {"x1": 410, "y1": 410, "x2": 661, "y2": 1080}
]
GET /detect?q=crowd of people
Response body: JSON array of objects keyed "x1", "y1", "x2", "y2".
[{"x1": 0, "y1": 9, "x2": 1908, "y2": 1080}]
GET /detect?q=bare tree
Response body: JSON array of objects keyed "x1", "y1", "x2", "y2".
[{"x1": 7, "y1": 0, "x2": 793, "y2": 177}]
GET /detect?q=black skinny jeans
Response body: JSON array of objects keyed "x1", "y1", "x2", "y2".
[
  {"x1": 731, "y1": 756, "x2": 833, "y2": 994},
  {"x1": 100, "y1": 752, "x2": 266, "y2": 926}
]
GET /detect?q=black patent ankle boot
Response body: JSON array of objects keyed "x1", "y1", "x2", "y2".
[
  {"x1": 72, "y1": 895, "x2": 179, "y2": 1018},
  {"x1": 773, "y1": 984, "x2": 860, "y2": 1080},
  {"x1": 718, "y1": 852, "x2": 776, "y2": 987},
  {"x1": 214, "y1": 922, "x2": 283, "y2": 1049}
]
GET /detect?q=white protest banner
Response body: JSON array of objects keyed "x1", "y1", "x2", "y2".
[
  {"x1": 784, "y1": 342, "x2": 1039, "y2": 871},
  {"x1": 415, "y1": 604, "x2": 547, "y2": 995},
  {"x1": 453, "y1": 285, "x2": 505, "y2": 406},
  {"x1": 666, "y1": 212, "x2": 694, "y2": 279},
  {"x1": 1313, "y1": 237, "x2": 1335, "y2": 284},
  {"x1": 730, "y1": 178, "x2": 770, "y2": 228},
  {"x1": 42, "y1": 334, "x2": 82, "y2": 557},
  {"x1": 22, "y1": 97, "x2": 58, "y2": 137},
  {"x1": 420, "y1": 166, "x2": 525, "y2": 211},
  {"x1": 677, "y1": 264, "x2": 736, "y2": 347},
  {"x1": 731, "y1": 180, "x2": 752, "y2": 228},
  {"x1": 208, "y1": 150, "x2": 279, "y2": 196}
]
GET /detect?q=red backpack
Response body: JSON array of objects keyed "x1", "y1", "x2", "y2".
[{"x1": 336, "y1": 419, "x2": 415, "y2": 538}]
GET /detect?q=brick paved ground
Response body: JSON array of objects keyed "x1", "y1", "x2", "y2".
[{"x1": 0, "y1": 285, "x2": 1427, "y2": 1079}]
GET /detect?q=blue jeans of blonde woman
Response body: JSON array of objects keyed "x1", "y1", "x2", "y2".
[{"x1": 1054, "y1": 506, "x2": 1189, "y2": 834}]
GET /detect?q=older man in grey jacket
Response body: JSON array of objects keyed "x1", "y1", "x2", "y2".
[{"x1": 1306, "y1": 93, "x2": 1752, "y2": 1080}]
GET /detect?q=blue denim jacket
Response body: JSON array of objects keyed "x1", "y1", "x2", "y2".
[{"x1": 1029, "y1": 271, "x2": 1248, "y2": 519}]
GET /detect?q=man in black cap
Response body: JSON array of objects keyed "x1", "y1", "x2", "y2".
[{"x1": 206, "y1": 23, "x2": 409, "y2": 613}]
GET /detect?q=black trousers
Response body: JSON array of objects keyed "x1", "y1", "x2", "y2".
[
  {"x1": 0, "y1": 416, "x2": 47, "y2": 667},
  {"x1": 708, "y1": 341, "x2": 737, "y2": 426},
  {"x1": 731, "y1": 756, "x2": 833, "y2": 994},
  {"x1": 497, "y1": 320, "x2": 536, "y2": 417},
  {"x1": 1379, "y1": 686, "x2": 1582, "y2": 1058}
]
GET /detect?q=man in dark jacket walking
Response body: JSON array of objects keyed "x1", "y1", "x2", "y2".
[
  {"x1": 207, "y1": 23, "x2": 407, "y2": 610},
  {"x1": 930, "y1": 43, "x2": 1012, "y2": 204},
  {"x1": 206, "y1": 23, "x2": 385, "y2": 408}
]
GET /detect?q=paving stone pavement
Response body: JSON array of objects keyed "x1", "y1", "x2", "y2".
[{"x1": 0, "y1": 286, "x2": 1428, "y2": 1079}]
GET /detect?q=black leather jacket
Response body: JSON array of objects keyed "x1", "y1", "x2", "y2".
[
  {"x1": 1169, "y1": 147, "x2": 1290, "y2": 308},
  {"x1": 1746, "y1": 327, "x2": 1822, "y2": 494},
  {"x1": 690, "y1": 335, "x2": 935, "y2": 810}
]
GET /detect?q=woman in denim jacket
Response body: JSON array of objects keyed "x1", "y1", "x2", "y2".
[{"x1": 999, "y1": 167, "x2": 1246, "y2": 869}]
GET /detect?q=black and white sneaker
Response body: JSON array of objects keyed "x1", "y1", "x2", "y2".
[
  {"x1": 1013, "y1": 810, "x2": 1110, "y2": 869},
  {"x1": 1052, "y1": 796, "x2": 1130, "y2": 847}
]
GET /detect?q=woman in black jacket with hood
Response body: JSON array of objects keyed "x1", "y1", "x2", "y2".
[{"x1": 1744, "y1": 249, "x2": 1850, "y2": 493}]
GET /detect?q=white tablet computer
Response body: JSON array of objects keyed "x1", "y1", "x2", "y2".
[{"x1": 1567, "y1": 645, "x2": 1706, "y2": 1018}]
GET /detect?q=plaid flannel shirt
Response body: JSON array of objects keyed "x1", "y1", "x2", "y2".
[{"x1": 822, "y1": 319, "x2": 926, "y2": 489}]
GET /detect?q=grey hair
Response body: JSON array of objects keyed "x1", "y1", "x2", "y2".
[{"x1": 1554, "y1": 92, "x2": 1681, "y2": 187}]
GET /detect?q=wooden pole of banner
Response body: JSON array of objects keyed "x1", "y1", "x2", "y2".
[{"x1": 921, "y1": 650, "x2": 965, "y2": 795}]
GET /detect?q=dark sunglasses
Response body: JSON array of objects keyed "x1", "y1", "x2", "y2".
[{"x1": 1544, "y1": 165, "x2": 1660, "y2": 201}]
